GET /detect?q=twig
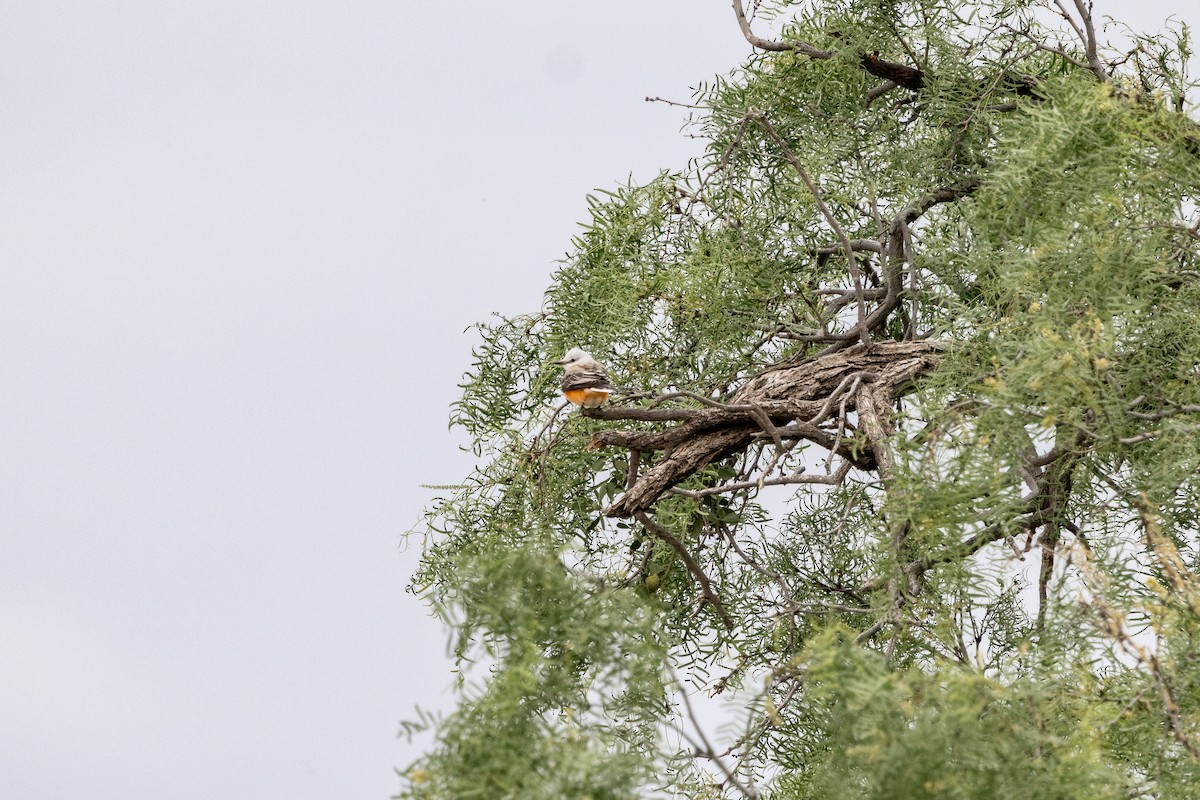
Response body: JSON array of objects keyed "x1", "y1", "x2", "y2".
[
  {"x1": 645, "y1": 95, "x2": 712, "y2": 111},
  {"x1": 1128, "y1": 404, "x2": 1200, "y2": 422},
  {"x1": 669, "y1": 461, "x2": 853, "y2": 499},
  {"x1": 826, "y1": 374, "x2": 863, "y2": 472},
  {"x1": 855, "y1": 617, "x2": 889, "y2": 644},
  {"x1": 816, "y1": 239, "x2": 883, "y2": 255},
  {"x1": 1053, "y1": 0, "x2": 1107, "y2": 81},
  {"x1": 752, "y1": 113, "x2": 871, "y2": 348},
  {"x1": 672, "y1": 671, "x2": 759, "y2": 798},
  {"x1": 530, "y1": 400, "x2": 571, "y2": 451},
  {"x1": 637, "y1": 512, "x2": 735, "y2": 632},
  {"x1": 784, "y1": 601, "x2": 873, "y2": 615},
  {"x1": 732, "y1": 0, "x2": 830, "y2": 57},
  {"x1": 866, "y1": 80, "x2": 900, "y2": 107}
]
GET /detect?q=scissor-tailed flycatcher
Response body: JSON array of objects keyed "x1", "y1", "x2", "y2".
[{"x1": 556, "y1": 348, "x2": 615, "y2": 408}]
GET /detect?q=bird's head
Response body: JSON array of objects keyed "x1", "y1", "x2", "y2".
[{"x1": 555, "y1": 347, "x2": 591, "y2": 366}]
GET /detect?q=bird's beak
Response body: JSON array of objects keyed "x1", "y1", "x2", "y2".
[{"x1": 554, "y1": 358, "x2": 570, "y2": 365}]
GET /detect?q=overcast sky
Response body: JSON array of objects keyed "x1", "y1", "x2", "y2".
[{"x1": 1, "y1": 2, "x2": 1195, "y2": 798}]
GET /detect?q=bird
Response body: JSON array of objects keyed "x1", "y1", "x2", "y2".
[{"x1": 556, "y1": 348, "x2": 615, "y2": 408}]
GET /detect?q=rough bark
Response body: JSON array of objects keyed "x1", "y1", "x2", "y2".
[{"x1": 597, "y1": 341, "x2": 942, "y2": 517}]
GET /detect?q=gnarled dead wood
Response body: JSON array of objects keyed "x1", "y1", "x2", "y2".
[{"x1": 590, "y1": 341, "x2": 942, "y2": 517}]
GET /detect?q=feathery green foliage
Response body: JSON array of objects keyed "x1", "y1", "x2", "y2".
[{"x1": 404, "y1": 2, "x2": 1200, "y2": 797}]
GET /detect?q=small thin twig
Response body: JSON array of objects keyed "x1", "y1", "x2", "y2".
[
  {"x1": 637, "y1": 512, "x2": 735, "y2": 632},
  {"x1": 1119, "y1": 431, "x2": 1162, "y2": 445},
  {"x1": 826, "y1": 375, "x2": 863, "y2": 472},
  {"x1": 645, "y1": 95, "x2": 713, "y2": 111},
  {"x1": 530, "y1": 401, "x2": 571, "y2": 451},
  {"x1": 752, "y1": 113, "x2": 870, "y2": 347},
  {"x1": 783, "y1": 600, "x2": 873, "y2": 615},
  {"x1": 672, "y1": 670, "x2": 759, "y2": 798},
  {"x1": 670, "y1": 461, "x2": 853, "y2": 499}
]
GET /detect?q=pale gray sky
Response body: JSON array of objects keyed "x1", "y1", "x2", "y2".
[{"x1": 0, "y1": 2, "x2": 1194, "y2": 798}]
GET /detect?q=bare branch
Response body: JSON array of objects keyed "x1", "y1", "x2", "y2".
[
  {"x1": 817, "y1": 239, "x2": 883, "y2": 255},
  {"x1": 1052, "y1": 0, "x2": 1107, "y2": 81},
  {"x1": 784, "y1": 600, "x2": 873, "y2": 615},
  {"x1": 625, "y1": 449, "x2": 641, "y2": 491},
  {"x1": 732, "y1": 0, "x2": 831, "y2": 57},
  {"x1": 584, "y1": 405, "x2": 701, "y2": 423},
  {"x1": 865, "y1": 80, "x2": 900, "y2": 107},
  {"x1": 1127, "y1": 403, "x2": 1200, "y2": 422},
  {"x1": 645, "y1": 95, "x2": 712, "y2": 111},
  {"x1": 672, "y1": 672, "x2": 759, "y2": 798},
  {"x1": 855, "y1": 617, "x2": 889, "y2": 644},
  {"x1": 602, "y1": 342, "x2": 940, "y2": 516},
  {"x1": 1070, "y1": 0, "x2": 1108, "y2": 81},
  {"x1": 669, "y1": 460, "x2": 853, "y2": 499}
]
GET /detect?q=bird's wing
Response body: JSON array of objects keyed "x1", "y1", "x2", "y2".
[{"x1": 561, "y1": 370, "x2": 614, "y2": 392}]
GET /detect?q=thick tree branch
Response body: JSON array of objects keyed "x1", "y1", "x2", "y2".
[
  {"x1": 1062, "y1": 0, "x2": 1108, "y2": 82},
  {"x1": 733, "y1": 0, "x2": 931, "y2": 91},
  {"x1": 859, "y1": 52, "x2": 925, "y2": 90},
  {"x1": 596, "y1": 342, "x2": 941, "y2": 517}
]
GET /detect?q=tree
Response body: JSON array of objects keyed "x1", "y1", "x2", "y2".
[{"x1": 402, "y1": 1, "x2": 1200, "y2": 797}]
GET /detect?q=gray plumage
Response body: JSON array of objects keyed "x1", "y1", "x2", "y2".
[{"x1": 556, "y1": 348, "x2": 615, "y2": 393}]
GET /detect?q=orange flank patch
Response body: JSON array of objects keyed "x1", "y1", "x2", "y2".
[{"x1": 563, "y1": 388, "x2": 611, "y2": 408}]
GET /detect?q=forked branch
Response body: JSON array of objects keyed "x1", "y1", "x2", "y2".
[{"x1": 588, "y1": 342, "x2": 942, "y2": 517}]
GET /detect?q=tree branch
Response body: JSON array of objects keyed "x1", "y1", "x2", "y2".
[
  {"x1": 669, "y1": 460, "x2": 853, "y2": 499},
  {"x1": 637, "y1": 512, "x2": 735, "y2": 633},
  {"x1": 753, "y1": 112, "x2": 870, "y2": 347},
  {"x1": 601, "y1": 342, "x2": 940, "y2": 516},
  {"x1": 731, "y1": 0, "x2": 831, "y2": 57}
]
